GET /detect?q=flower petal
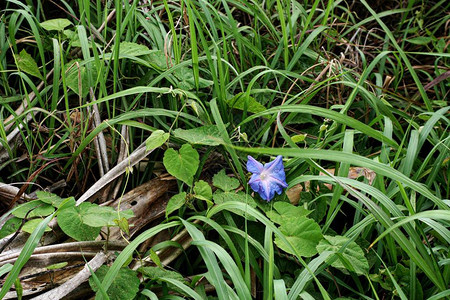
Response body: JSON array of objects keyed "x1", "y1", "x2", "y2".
[
  {"x1": 264, "y1": 155, "x2": 284, "y2": 173},
  {"x1": 248, "y1": 174, "x2": 262, "y2": 192},
  {"x1": 259, "y1": 179, "x2": 273, "y2": 201},
  {"x1": 247, "y1": 156, "x2": 264, "y2": 174}
]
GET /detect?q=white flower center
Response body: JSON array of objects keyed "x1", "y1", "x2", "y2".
[{"x1": 260, "y1": 171, "x2": 269, "y2": 181}]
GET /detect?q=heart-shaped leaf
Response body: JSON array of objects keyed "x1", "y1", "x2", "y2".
[
  {"x1": 275, "y1": 216, "x2": 322, "y2": 257},
  {"x1": 163, "y1": 144, "x2": 199, "y2": 186},
  {"x1": 316, "y1": 235, "x2": 369, "y2": 275},
  {"x1": 40, "y1": 18, "x2": 72, "y2": 31},
  {"x1": 57, "y1": 202, "x2": 101, "y2": 241}
]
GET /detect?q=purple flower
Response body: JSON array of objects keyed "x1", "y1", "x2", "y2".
[{"x1": 247, "y1": 155, "x2": 288, "y2": 201}]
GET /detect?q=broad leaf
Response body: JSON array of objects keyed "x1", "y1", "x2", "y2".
[
  {"x1": 36, "y1": 191, "x2": 65, "y2": 208},
  {"x1": 65, "y1": 60, "x2": 99, "y2": 97},
  {"x1": 316, "y1": 235, "x2": 369, "y2": 275},
  {"x1": 406, "y1": 36, "x2": 432, "y2": 45},
  {"x1": 0, "y1": 217, "x2": 22, "y2": 239},
  {"x1": 139, "y1": 266, "x2": 185, "y2": 281},
  {"x1": 227, "y1": 93, "x2": 266, "y2": 114},
  {"x1": 166, "y1": 192, "x2": 186, "y2": 218},
  {"x1": 40, "y1": 18, "x2": 72, "y2": 31},
  {"x1": 163, "y1": 144, "x2": 199, "y2": 186},
  {"x1": 266, "y1": 202, "x2": 311, "y2": 225},
  {"x1": 118, "y1": 41, "x2": 152, "y2": 57},
  {"x1": 90, "y1": 266, "x2": 140, "y2": 300},
  {"x1": 143, "y1": 50, "x2": 168, "y2": 70},
  {"x1": 194, "y1": 180, "x2": 212, "y2": 201},
  {"x1": 173, "y1": 125, "x2": 223, "y2": 146},
  {"x1": 81, "y1": 205, "x2": 134, "y2": 227},
  {"x1": 213, "y1": 169, "x2": 240, "y2": 192},
  {"x1": 213, "y1": 191, "x2": 257, "y2": 220},
  {"x1": 145, "y1": 130, "x2": 169, "y2": 150},
  {"x1": 22, "y1": 219, "x2": 52, "y2": 234},
  {"x1": 275, "y1": 216, "x2": 322, "y2": 257},
  {"x1": 16, "y1": 49, "x2": 43, "y2": 80},
  {"x1": 138, "y1": 266, "x2": 186, "y2": 294},
  {"x1": 174, "y1": 66, "x2": 213, "y2": 90},
  {"x1": 57, "y1": 202, "x2": 101, "y2": 241},
  {"x1": 12, "y1": 200, "x2": 55, "y2": 218}
]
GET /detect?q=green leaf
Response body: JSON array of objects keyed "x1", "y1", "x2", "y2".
[
  {"x1": 193, "y1": 180, "x2": 212, "y2": 201},
  {"x1": 138, "y1": 266, "x2": 186, "y2": 294},
  {"x1": 166, "y1": 192, "x2": 186, "y2": 218},
  {"x1": 40, "y1": 18, "x2": 73, "y2": 31},
  {"x1": 316, "y1": 235, "x2": 369, "y2": 275},
  {"x1": 406, "y1": 36, "x2": 432, "y2": 45},
  {"x1": 148, "y1": 249, "x2": 162, "y2": 268},
  {"x1": 36, "y1": 191, "x2": 65, "y2": 208},
  {"x1": 227, "y1": 93, "x2": 266, "y2": 114},
  {"x1": 65, "y1": 60, "x2": 99, "y2": 97},
  {"x1": 143, "y1": 50, "x2": 168, "y2": 70},
  {"x1": 0, "y1": 264, "x2": 13, "y2": 277},
  {"x1": 89, "y1": 266, "x2": 140, "y2": 300},
  {"x1": 12, "y1": 200, "x2": 55, "y2": 218},
  {"x1": 213, "y1": 191, "x2": 257, "y2": 220},
  {"x1": 145, "y1": 130, "x2": 169, "y2": 150},
  {"x1": 46, "y1": 262, "x2": 68, "y2": 270},
  {"x1": 0, "y1": 217, "x2": 22, "y2": 239},
  {"x1": 139, "y1": 266, "x2": 185, "y2": 281},
  {"x1": 266, "y1": 202, "x2": 311, "y2": 225},
  {"x1": 81, "y1": 205, "x2": 134, "y2": 228},
  {"x1": 174, "y1": 67, "x2": 213, "y2": 90},
  {"x1": 163, "y1": 144, "x2": 199, "y2": 186},
  {"x1": 274, "y1": 216, "x2": 322, "y2": 257},
  {"x1": 16, "y1": 49, "x2": 43, "y2": 80},
  {"x1": 22, "y1": 219, "x2": 52, "y2": 234},
  {"x1": 115, "y1": 217, "x2": 130, "y2": 236},
  {"x1": 173, "y1": 125, "x2": 223, "y2": 146},
  {"x1": 291, "y1": 134, "x2": 307, "y2": 143},
  {"x1": 212, "y1": 169, "x2": 240, "y2": 192},
  {"x1": 57, "y1": 202, "x2": 101, "y2": 241},
  {"x1": 118, "y1": 41, "x2": 152, "y2": 57}
]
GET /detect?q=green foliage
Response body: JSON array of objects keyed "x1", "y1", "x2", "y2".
[
  {"x1": 145, "y1": 130, "x2": 169, "y2": 150},
  {"x1": 40, "y1": 18, "x2": 72, "y2": 31},
  {"x1": 21, "y1": 219, "x2": 52, "y2": 234},
  {"x1": 0, "y1": 218, "x2": 22, "y2": 239},
  {"x1": 213, "y1": 169, "x2": 240, "y2": 192},
  {"x1": 57, "y1": 202, "x2": 102, "y2": 241},
  {"x1": 227, "y1": 93, "x2": 266, "y2": 114},
  {"x1": 165, "y1": 192, "x2": 186, "y2": 218},
  {"x1": 89, "y1": 266, "x2": 140, "y2": 300},
  {"x1": 274, "y1": 216, "x2": 323, "y2": 257},
  {"x1": 65, "y1": 60, "x2": 99, "y2": 97},
  {"x1": 193, "y1": 180, "x2": 212, "y2": 201},
  {"x1": 316, "y1": 235, "x2": 369, "y2": 275},
  {"x1": 173, "y1": 125, "x2": 223, "y2": 146},
  {"x1": 163, "y1": 144, "x2": 199, "y2": 186},
  {"x1": 16, "y1": 49, "x2": 43, "y2": 80},
  {"x1": 12, "y1": 200, "x2": 55, "y2": 218}
]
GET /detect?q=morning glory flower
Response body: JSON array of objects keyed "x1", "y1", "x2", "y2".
[{"x1": 247, "y1": 155, "x2": 288, "y2": 201}]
